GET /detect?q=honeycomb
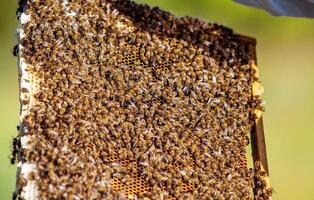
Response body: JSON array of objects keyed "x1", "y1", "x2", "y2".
[
  {"x1": 108, "y1": 152, "x2": 194, "y2": 199},
  {"x1": 109, "y1": 155, "x2": 150, "y2": 197},
  {"x1": 106, "y1": 149, "x2": 247, "y2": 199},
  {"x1": 15, "y1": 0, "x2": 269, "y2": 199},
  {"x1": 106, "y1": 153, "x2": 248, "y2": 198},
  {"x1": 101, "y1": 50, "x2": 250, "y2": 198}
]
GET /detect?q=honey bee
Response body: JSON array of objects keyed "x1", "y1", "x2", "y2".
[
  {"x1": 12, "y1": 191, "x2": 19, "y2": 200},
  {"x1": 11, "y1": 137, "x2": 21, "y2": 165},
  {"x1": 12, "y1": 45, "x2": 19, "y2": 57}
]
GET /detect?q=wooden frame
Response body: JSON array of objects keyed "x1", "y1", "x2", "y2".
[
  {"x1": 238, "y1": 34, "x2": 269, "y2": 175},
  {"x1": 16, "y1": 0, "x2": 270, "y2": 195}
]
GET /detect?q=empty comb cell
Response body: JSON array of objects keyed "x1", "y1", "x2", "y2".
[{"x1": 14, "y1": 0, "x2": 271, "y2": 199}]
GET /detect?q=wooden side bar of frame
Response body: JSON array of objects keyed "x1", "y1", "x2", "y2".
[{"x1": 237, "y1": 34, "x2": 269, "y2": 175}]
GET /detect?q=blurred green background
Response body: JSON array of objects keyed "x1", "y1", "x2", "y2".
[{"x1": 1, "y1": 0, "x2": 314, "y2": 199}]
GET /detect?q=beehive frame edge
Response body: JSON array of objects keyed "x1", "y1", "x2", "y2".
[{"x1": 237, "y1": 34, "x2": 269, "y2": 176}]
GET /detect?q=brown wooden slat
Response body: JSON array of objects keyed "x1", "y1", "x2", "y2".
[
  {"x1": 247, "y1": 39, "x2": 269, "y2": 175},
  {"x1": 251, "y1": 116, "x2": 269, "y2": 174},
  {"x1": 236, "y1": 34, "x2": 257, "y2": 46},
  {"x1": 236, "y1": 35, "x2": 269, "y2": 176}
]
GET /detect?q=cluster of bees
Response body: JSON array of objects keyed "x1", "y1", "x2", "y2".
[
  {"x1": 253, "y1": 162, "x2": 273, "y2": 200},
  {"x1": 16, "y1": 0, "x2": 270, "y2": 199}
]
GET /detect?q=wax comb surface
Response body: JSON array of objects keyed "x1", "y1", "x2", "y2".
[{"x1": 15, "y1": 0, "x2": 271, "y2": 199}]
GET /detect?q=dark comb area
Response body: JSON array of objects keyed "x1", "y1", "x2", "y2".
[{"x1": 16, "y1": 0, "x2": 271, "y2": 199}]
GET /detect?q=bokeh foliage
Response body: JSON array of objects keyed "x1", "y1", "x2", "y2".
[{"x1": 1, "y1": 0, "x2": 314, "y2": 199}]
